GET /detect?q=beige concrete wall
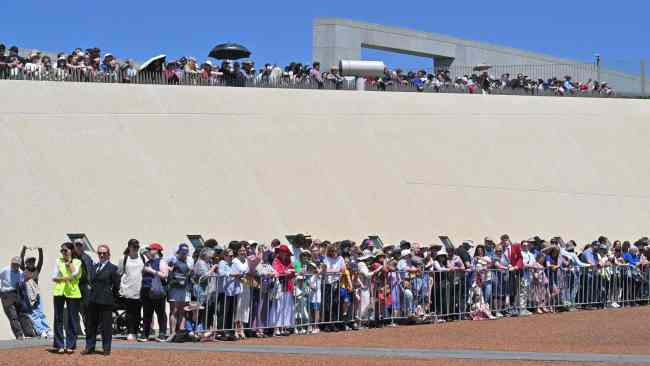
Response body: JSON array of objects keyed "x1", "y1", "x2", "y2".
[{"x1": 0, "y1": 80, "x2": 649, "y2": 339}]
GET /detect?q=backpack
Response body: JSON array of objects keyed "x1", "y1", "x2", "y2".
[
  {"x1": 145, "y1": 258, "x2": 166, "y2": 300},
  {"x1": 122, "y1": 254, "x2": 146, "y2": 276}
]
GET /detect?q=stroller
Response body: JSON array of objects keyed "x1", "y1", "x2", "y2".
[{"x1": 112, "y1": 296, "x2": 143, "y2": 338}]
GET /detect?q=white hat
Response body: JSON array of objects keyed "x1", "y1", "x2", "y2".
[
  {"x1": 205, "y1": 60, "x2": 213, "y2": 66},
  {"x1": 436, "y1": 247, "x2": 449, "y2": 257},
  {"x1": 400, "y1": 249, "x2": 411, "y2": 258},
  {"x1": 462, "y1": 240, "x2": 475, "y2": 248},
  {"x1": 358, "y1": 250, "x2": 374, "y2": 261},
  {"x1": 103, "y1": 53, "x2": 113, "y2": 58}
]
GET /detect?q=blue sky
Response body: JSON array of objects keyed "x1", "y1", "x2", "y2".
[{"x1": 1, "y1": 0, "x2": 647, "y2": 74}]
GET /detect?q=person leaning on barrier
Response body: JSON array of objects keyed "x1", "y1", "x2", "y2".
[
  {"x1": 0, "y1": 256, "x2": 36, "y2": 340},
  {"x1": 491, "y1": 244, "x2": 510, "y2": 318},
  {"x1": 192, "y1": 246, "x2": 215, "y2": 336},
  {"x1": 82, "y1": 244, "x2": 120, "y2": 356},
  {"x1": 233, "y1": 244, "x2": 251, "y2": 339},
  {"x1": 271, "y1": 244, "x2": 296, "y2": 336}
]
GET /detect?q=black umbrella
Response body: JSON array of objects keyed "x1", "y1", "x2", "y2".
[{"x1": 208, "y1": 43, "x2": 251, "y2": 60}]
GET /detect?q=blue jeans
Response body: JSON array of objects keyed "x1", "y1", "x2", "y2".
[
  {"x1": 402, "y1": 288, "x2": 414, "y2": 315},
  {"x1": 482, "y1": 282, "x2": 493, "y2": 307},
  {"x1": 53, "y1": 296, "x2": 80, "y2": 350},
  {"x1": 29, "y1": 297, "x2": 49, "y2": 335}
]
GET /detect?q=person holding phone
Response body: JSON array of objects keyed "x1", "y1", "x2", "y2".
[{"x1": 51, "y1": 242, "x2": 82, "y2": 354}]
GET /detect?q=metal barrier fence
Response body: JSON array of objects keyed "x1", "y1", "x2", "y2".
[
  {"x1": 0, "y1": 66, "x2": 625, "y2": 98},
  {"x1": 191, "y1": 265, "x2": 649, "y2": 337},
  {"x1": 447, "y1": 63, "x2": 600, "y2": 85}
]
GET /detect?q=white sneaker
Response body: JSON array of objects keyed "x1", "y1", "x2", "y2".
[
  {"x1": 126, "y1": 334, "x2": 136, "y2": 341},
  {"x1": 611, "y1": 302, "x2": 620, "y2": 308}
]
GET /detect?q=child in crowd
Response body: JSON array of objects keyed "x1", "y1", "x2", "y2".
[
  {"x1": 308, "y1": 250, "x2": 322, "y2": 334},
  {"x1": 293, "y1": 275, "x2": 310, "y2": 334},
  {"x1": 469, "y1": 286, "x2": 495, "y2": 320}
]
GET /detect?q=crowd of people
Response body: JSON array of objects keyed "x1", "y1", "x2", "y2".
[
  {"x1": 0, "y1": 44, "x2": 615, "y2": 95},
  {"x1": 371, "y1": 69, "x2": 616, "y2": 96},
  {"x1": 1, "y1": 234, "x2": 649, "y2": 356}
]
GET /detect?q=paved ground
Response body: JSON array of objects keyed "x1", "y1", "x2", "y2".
[
  {"x1": 1, "y1": 306, "x2": 648, "y2": 365},
  {"x1": 4, "y1": 349, "x2": 650, "y2": 366}
]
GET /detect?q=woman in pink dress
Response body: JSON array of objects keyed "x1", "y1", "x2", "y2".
[{"x1": 270, "y1": 245, "x2": 295, "y2": 336}]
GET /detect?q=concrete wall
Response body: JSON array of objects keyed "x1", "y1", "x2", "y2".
[{"x1": 1, "y1": 80, "x2": 649, "y2": 339}]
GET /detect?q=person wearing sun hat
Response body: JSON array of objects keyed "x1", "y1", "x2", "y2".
[
  {"x1": 396, "y1": 249, "x2": 417, "y2": 317},
  {"x1": 139, "y1": 243, "x2": 168, "y2": 341},
  {"x1": 369, "y1": 249, "x2": 391, "y2": 328},
  {"x1": 559, "y1": 240, "x2": 590, "y2": 310},
  {"x1": 431, "y1": 246, "x2": 451, "y2": 319},
  {"x1": 270, "y1": 244, "x2": 295, "y2": 336},
  {"x1": 357, "y1": 250, "x2": 380, "y2": 327}
]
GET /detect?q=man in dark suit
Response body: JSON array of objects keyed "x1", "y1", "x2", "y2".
[{"x1": 82, "y1": 244, "x2": 120, "y2": 356}]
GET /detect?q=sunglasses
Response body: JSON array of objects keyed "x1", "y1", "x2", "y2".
[
  {"x1": 98, "y1": 251, "x2": 109, "y2": 256},
  {"x1": 60, "y1": 249, "x2": 69, "y2": 254}
]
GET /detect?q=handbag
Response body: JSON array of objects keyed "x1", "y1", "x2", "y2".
[
  {"x1": 271, "y1": 279, "x2": 282, "y2": 301},
  {"x1": 150, "y1": 274, "x2": 166, "y2": 300},
  {"x1": 168, "y1": 272, "x2": 187, "y2": 288}
]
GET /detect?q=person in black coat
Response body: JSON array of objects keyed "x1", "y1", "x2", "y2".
[
  {"x1": 73, "y1": 240, "x2": 95, "y2": 336},
  {"x1": 82, "y1": 244, "x2": 120, "y2": 356}
]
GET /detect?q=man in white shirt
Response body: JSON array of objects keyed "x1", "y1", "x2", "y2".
[
  {"x1": 560, "y1": 241, "x2": 590, "y2": 309},
  {"x1": 0, "y1": 257, "x2": 34, "y2": 339}
]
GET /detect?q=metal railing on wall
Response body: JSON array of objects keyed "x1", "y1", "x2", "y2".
[{"x1": 0, "y1": 65, "x2": 641, "y2": 98}]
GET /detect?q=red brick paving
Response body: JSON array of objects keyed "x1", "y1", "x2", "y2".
[
  {"x1": 241, "y1": 306, "x2": 650, "y2": 355},
  {"x1": 0, "y1": 350, "x2": 646, "y2": 366},
  {"x1": 1, "y1": 306, "x2": 648, "y2": 366}
]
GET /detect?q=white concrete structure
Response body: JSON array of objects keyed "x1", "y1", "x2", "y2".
[
  {"x1": 0, "y1": 80, "x2": 649, "y2": 338},
  {"x1": 313, "y1": 18, "x2": 649, "y2": 95}
]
